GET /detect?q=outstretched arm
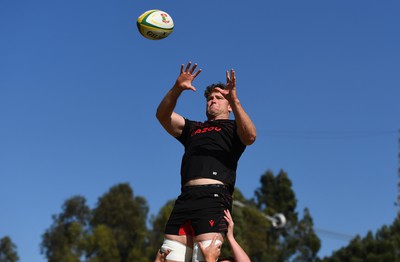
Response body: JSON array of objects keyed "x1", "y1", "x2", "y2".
[
  {"x1": 214, "y1": 69, "x2": 256, "y2": 145},
  {"x1": 224, "y1": 209, "x2": 251, "y2": 262},
  {"x1": 156, "y1": 62, "x2": 202, "y2": 137}
]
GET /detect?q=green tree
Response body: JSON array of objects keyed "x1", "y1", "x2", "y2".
[
  {"x1": 86, "y1": 225, "x2": 120, "y2": 262},
  {"x1": 291, "y1": 208, "x2": 321, "y2": 261},
  {"x1": 91, "y1": 183, "x2": 149, "y2": 262},
  {"x1": 252, "y1": 169, "x2": 321, "y2": 261},
  {"x1": 321, "y1": 216, "x2": 400, "y2": 261},
  {"x1": 148, "y1": 199, "x2": 175, "y2": 258},
  {"x1": 41, "y1": 196, "x2": 91, "y2": 262},
  {"x1": 228, "y1": 189, "x2": 269, "y2": 260},
  {"x1": 0, "y1": 236, "x2": 19, "y2": 262}
]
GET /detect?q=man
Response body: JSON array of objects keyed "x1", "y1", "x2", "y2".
[{"x1": 156, "y1": 61, "x2": 256, "y2": 262}]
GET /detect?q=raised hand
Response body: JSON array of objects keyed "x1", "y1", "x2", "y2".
[
  {"x1": 213, "y1": 69, "x2": 237, "y2": 102},
  {"x1": 174, "y1": 61, "x2": 202, "y2": 92}
]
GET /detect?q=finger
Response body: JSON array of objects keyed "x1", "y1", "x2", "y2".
[
  {"x1": 224, "y1": 211, "x2": 230, "y2": 220},
  {"x1": 213, "y1": 87, "x2": 224, "y2": 94},
  {"x1": 193, "y1": 69, "x2": 202, "y2": 78},
  {"x1": 211, "y1": 234, "x2": 218, "y2": 245},
  {"x1": 185, "y1": 61, "x2": 192, "y2": 72},
  {"x1": 213, "y1": 235, "x2": 222, "y2": 248},
  {"x1": 225, "y1": 217, "x2": 233, "y2": 228},
  {"x1": 225, "y1": 209, "x2": 232, "y2": 219},
  {"x1": 190, "y1": 63, "x2": 198, "y2": 74},
  {"x1": 198, "y1": 241, "x2": 205, "y2": 252},
  {"x1": 180, "y1": 64, "x2": 184, "y2": 74},
  {"x1": 226, "y1": 70, "x2": 231, "y2": 82},
  {"x1": 231, "y1": 69, "x2": 236, "y2": 82}
]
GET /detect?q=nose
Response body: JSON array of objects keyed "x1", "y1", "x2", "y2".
[{"x1": 207, "y1": 96, "x2": 217, "y2": 105}]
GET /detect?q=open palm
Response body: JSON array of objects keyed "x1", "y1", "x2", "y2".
[{"x1": 175, "y1": 62, "x2": 202, "y2": 92}]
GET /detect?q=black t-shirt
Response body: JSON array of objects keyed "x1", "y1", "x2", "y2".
[{"x1": 176, "y1": 118, "x2": 246, "y2": 192}]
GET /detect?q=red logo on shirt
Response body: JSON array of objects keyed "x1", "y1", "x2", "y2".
[
  {"x1": 191, "y1": 126, "x2": 222, "y2": 136},
  {"x1": 209, "y1": 220, "x2": 215, "y2": 227}
]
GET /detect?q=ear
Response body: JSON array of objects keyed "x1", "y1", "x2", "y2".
[{"x1": 228, "y1": 104, "x2": 232, "y2": 112}]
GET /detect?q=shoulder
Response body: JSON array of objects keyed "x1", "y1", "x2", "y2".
[{"x1": 217, "y1": 119, "x2": 237, "y2": 129}]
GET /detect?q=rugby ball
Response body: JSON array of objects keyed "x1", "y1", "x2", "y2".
[{"x1": 137, "y1": 10, "x2": 174, "y2": 40}]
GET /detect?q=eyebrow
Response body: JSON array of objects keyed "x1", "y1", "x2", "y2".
[{"x1": 207, "y1": 93, "x2": 224, "y2": 99}]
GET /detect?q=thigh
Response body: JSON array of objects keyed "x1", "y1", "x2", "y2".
[
  {"x1": 165, "y1": 234, "x2": 193, "y2": 247},
  {"x1": 193, "y1": 232, "x2": 224, "y2": 243},
  {"x1": 190, "y1": 188, "x2": 232, "y2": 235},
  {"x1": 165, "y1": 194, "x2": 195, "y2": 236}
]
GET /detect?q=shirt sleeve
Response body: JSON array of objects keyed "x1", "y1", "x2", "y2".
[{"x1": 175, "y1": 118, "x2": 192, "y2": 145}]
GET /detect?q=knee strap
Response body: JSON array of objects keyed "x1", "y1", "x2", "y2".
[{"x1": 161, "y1": 239, "x2": 193, "y2": 262}]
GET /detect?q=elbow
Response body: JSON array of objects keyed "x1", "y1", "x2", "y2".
[
  {"x1": 155, "y1": 107, "x2": 165, "y2": 122},
  {"x1": 245, "y1": 134, "x2": 256, "y2": 145},
  {"x1": 156, "y1": 108, "x2": 172, "y2": 129},
  {"x1": 155, "y1": 109, "x2": 161, "y2": 121},
  {"x1": 239, "y1": 129, "x2": 257, "y2": 146},
  {"x1": 246, "y1": 127, "x2": 257, "y2": 145},
  {"x1": 242, "y1": 132, "x2": 256, "y2": 146}
]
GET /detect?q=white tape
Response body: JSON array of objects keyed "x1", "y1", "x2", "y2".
[
  {"x1": 161, "y1": 239, "x2": 193, "y2": 262},
  {"x1": 192, "y1": 239, "x2": 222, "y2": 262}
]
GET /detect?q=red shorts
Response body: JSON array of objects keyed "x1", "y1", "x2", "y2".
[{"x1": 165, "y1": 184, "x2": 232, "y2": 236}]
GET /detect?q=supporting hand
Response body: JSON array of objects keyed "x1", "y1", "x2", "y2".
[
  {"x1": 198, "y1": 235, "x2": 222, "y2": 262},
  {"x1": 154, "y1": 249, "x2": 170, "y2": 262}
]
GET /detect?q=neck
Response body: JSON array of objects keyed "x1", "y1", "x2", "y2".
[
  {"x1": 207, "y1": 113, "x2": 230, "y2": 121},
  {"x1": 207, "y1": 116, "x2": 229, "y2": 121}
]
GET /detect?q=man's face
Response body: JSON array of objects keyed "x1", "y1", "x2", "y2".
[{"x1": 206, "y1": 91, "x2": 231, "y2": 119}]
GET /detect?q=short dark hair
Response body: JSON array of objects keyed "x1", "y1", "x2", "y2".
[{"x1": 204, "y1": 82, "x2": 226, "y2": 98}]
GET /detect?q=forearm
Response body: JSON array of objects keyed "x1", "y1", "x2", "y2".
[
  {"x1": 156, "y1": 85, "x2": 182, "y2": 121},
  {"x1": 230, "y1": 98, "x2": 256, "y2": 145},
  {"x1": 226, "y1": 236, "x2": 251, "y2": 262},
  {"x1": 155, "y1": 85, "x2": 186, "y2": 137},
  {"x1": 204, "y1": 254, "x2": 218, "y2": 262}
]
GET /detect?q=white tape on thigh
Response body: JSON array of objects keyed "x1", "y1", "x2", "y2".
[
  {"x1": 192, "y1": 239, "x2": 222, "y2": 262},
  {"x1": 161, "y1": 239, "x2": 193, "y2": 262}
]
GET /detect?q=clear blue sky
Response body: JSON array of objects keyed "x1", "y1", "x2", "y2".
[{"x1": 1, "y1": 1, "x2": 399, "y2": 261}]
